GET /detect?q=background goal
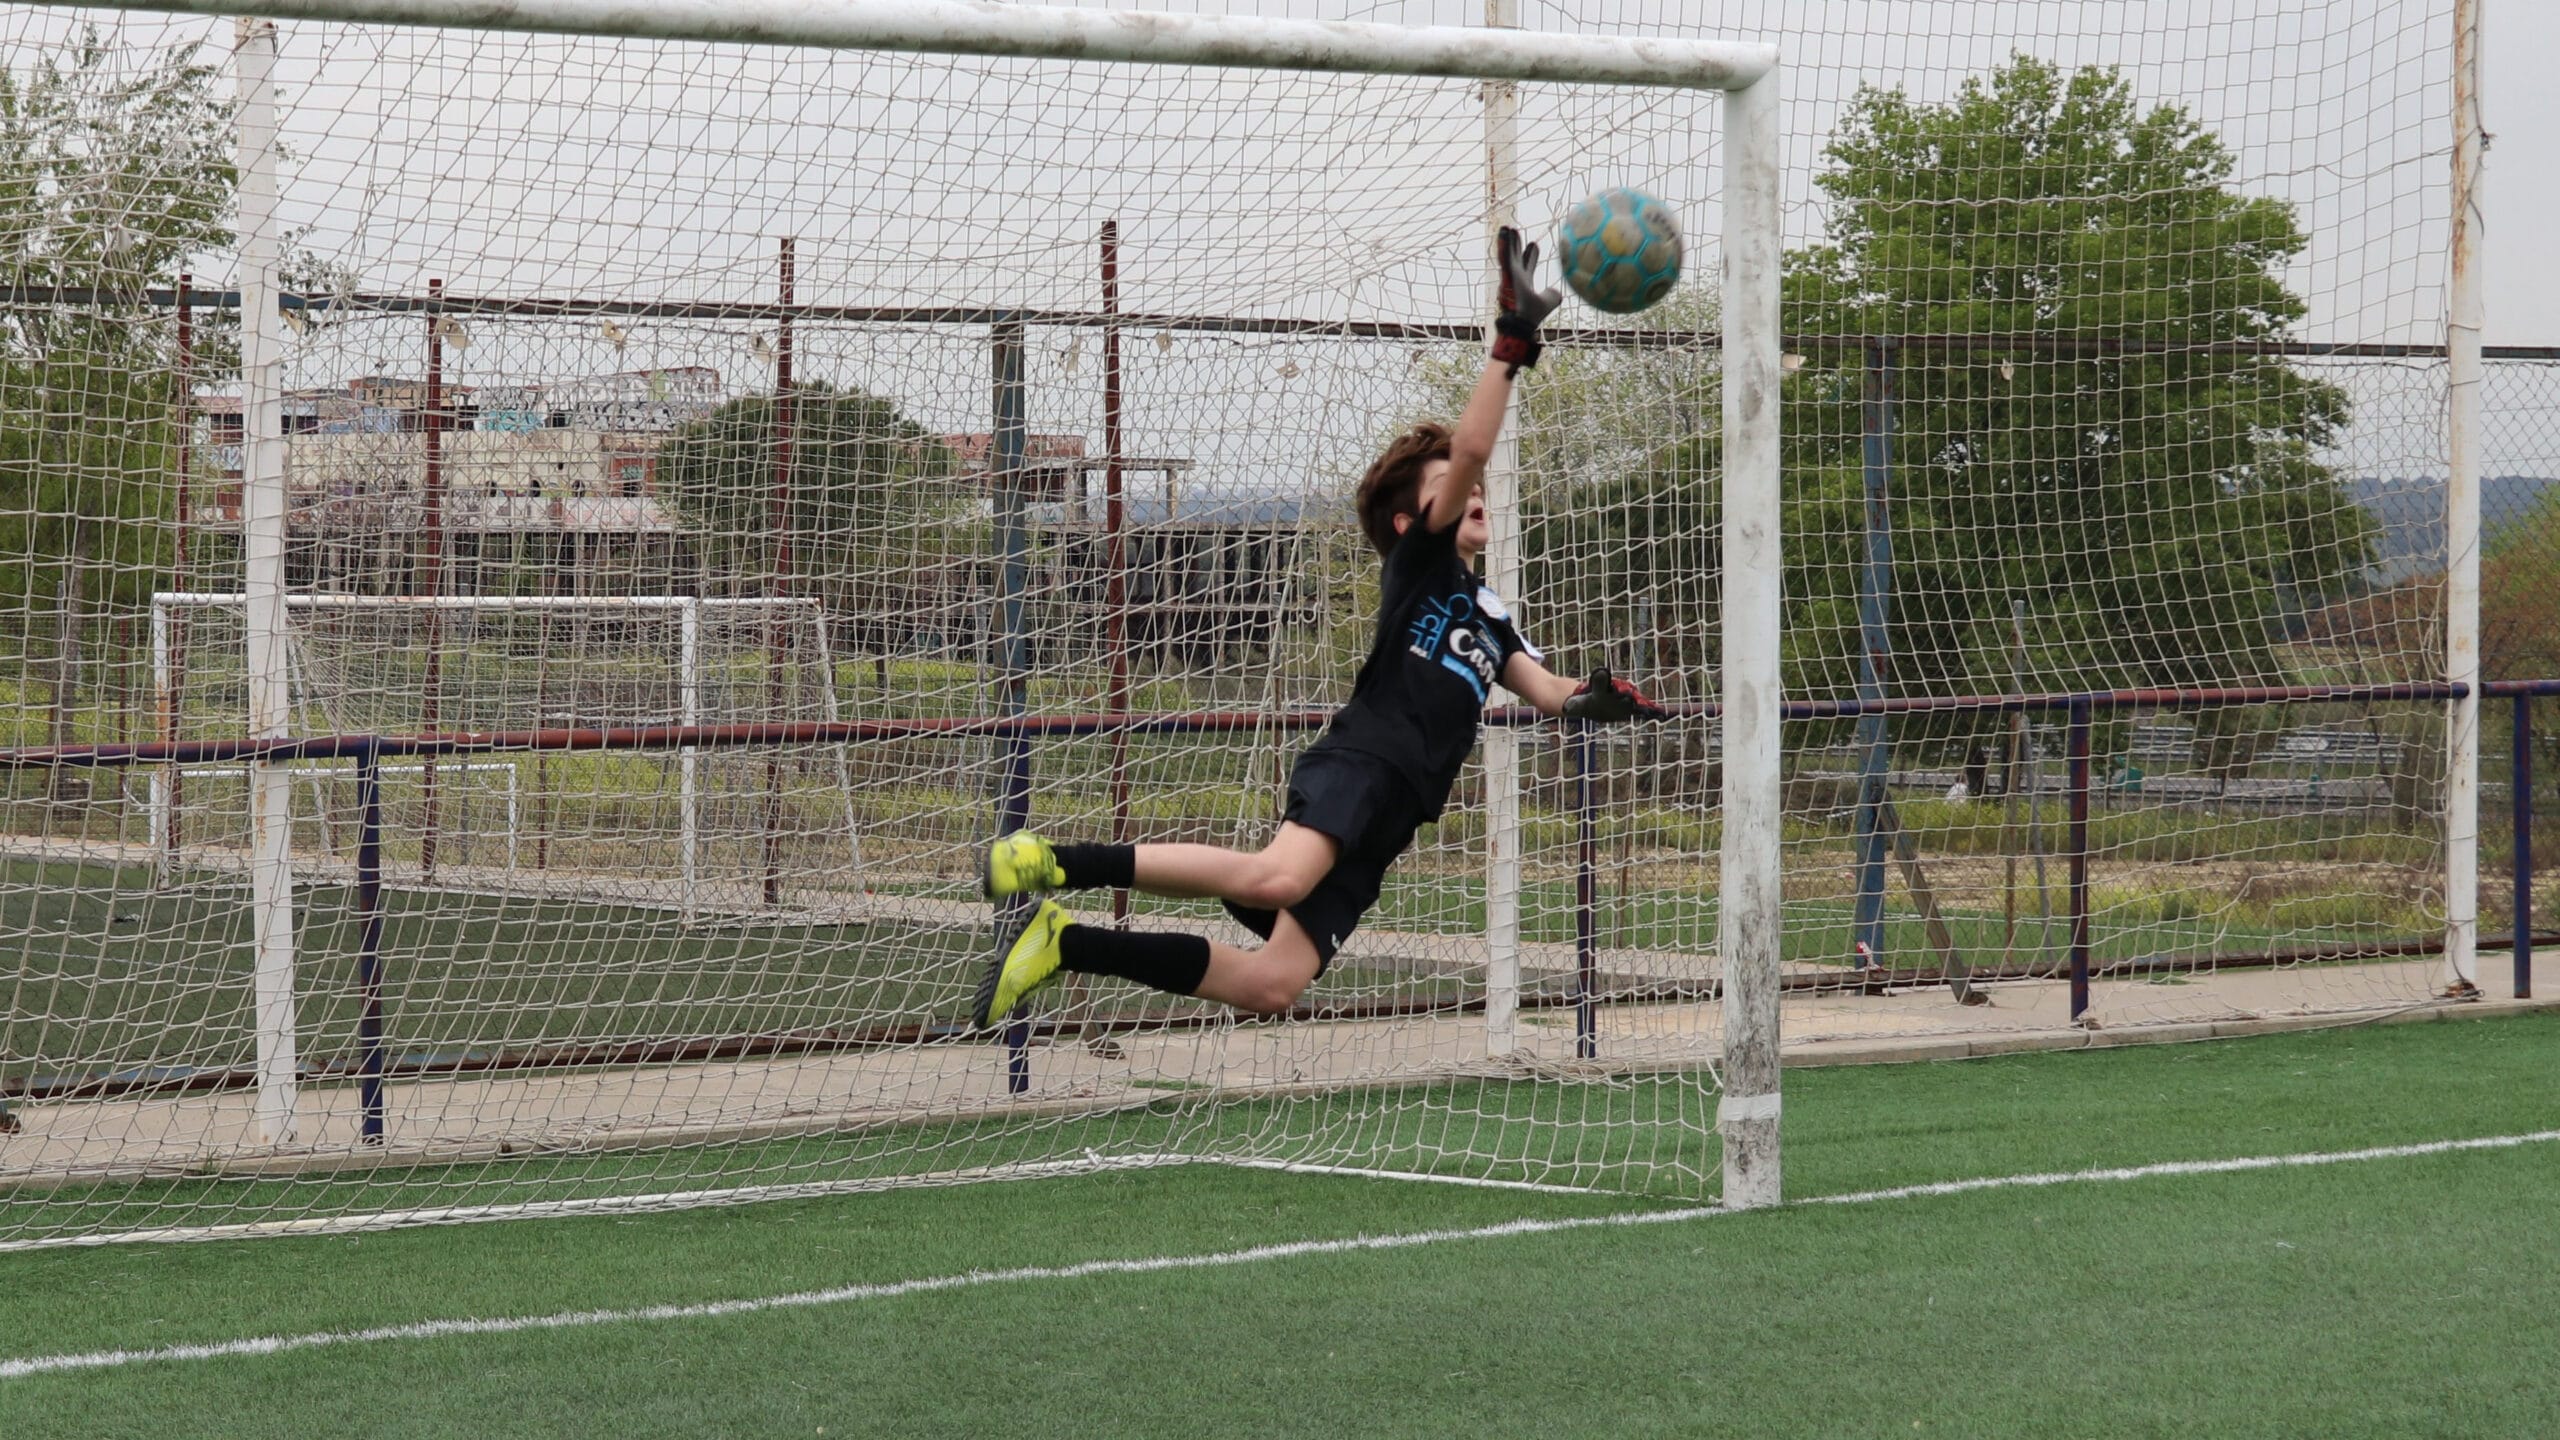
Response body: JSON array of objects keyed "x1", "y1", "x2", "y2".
[{"x1": 145, "y1": 592, "x2": 858, "y2": 910}]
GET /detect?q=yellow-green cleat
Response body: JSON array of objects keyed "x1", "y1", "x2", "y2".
[
  {"x1": 982, "y1": 830, "x2": 1066, "y2": 900},
  {"x1": 973, "y1": 899, "x2": 1072, "y2": 1029}
]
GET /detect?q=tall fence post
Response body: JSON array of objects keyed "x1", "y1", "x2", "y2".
[
  {"x1": 236, "y1": 17, "x2": 300, "y2": 1144},
  {"x1": 2066, "y1": 699, "x2": 2094, "y2": 1025},
  {"x1": 420, "y1": 278, "x2": 448, "y2": 880},
  {"x1": 1575, "y1": 722, "x2": 1598, "y2": 1060},
  {"x1": 156, "y1": 274, "x2": 193, "y2": 883},
  {"x1": 1101, "y1": 220, "x2": 1133, "y2": 931},
  {"x1": 1851, "y1": 337, "x2": 1896, "y2": 969},
  {"x1": 2517, "y1": 692, "x2": 2534, "y2": 999},
  {"x1": 991, "y1": 314, "x2": 1034, "y2": 1093},
  {"x1": 680, "y1": 595, "x2": 701, "y2": 920},
  {"x1": 761, "y1": 237, "x2": 797, "y2": 908},
  {"x1": 356, "y1": 740, "x2": 388, "y2": 1144}
]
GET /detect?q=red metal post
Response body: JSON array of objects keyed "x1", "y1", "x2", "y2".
[
  {"x1": 2066, "y1": 699, "x2": 2093, "y2": 1023},
  {"x1": 761, "y1": 239, "x2": 797, "y2": 905},
  {"x1": 1102, "y1": 220, "x2": 1132, "y2": 926},
  {"x1": 165, "y1": 274, "x2": 192, "y2": 859},
  {"x1": 421, "y1": 278, "x2": 447, "y2": 878}
]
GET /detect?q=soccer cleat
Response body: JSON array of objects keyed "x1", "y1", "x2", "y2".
[
  {"x1": 982, "y1": 830, "x2": 1066, "y2": 900},
  {"x1": 973, "y1": 899, "x2": 1072, "y2": 1029}
]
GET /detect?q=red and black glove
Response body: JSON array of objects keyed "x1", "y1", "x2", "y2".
[
  {"x1": 1562, "y1": 668, "x2": 1668, "y2": 723},
  {"x1": 1492, "y1": 225, "x2": 1561, "y2": 376}
]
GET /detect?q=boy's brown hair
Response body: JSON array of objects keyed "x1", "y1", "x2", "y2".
[{"x1": 1353, "y1": 421, "x2": 1453, "y2": 558}]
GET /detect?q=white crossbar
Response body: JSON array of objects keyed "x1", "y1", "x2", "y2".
[{"x1": 55, "y1": 0, "x2": 1776, "y2": 90}]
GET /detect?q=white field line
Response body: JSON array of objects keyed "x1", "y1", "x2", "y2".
[
  {"x1": 1206, "y1": 1157, "x2": 1613, "y2": 1195},
  {"x1": 0, "y1": 1155, "x2": 1615, "y2": 1255},
  {"x1": 0, "y1": 1154, "x2": 1203, "y2": 1254},
  {"x1": 5, "y1": 1127, "x2": 2556, "y2": 1382}
]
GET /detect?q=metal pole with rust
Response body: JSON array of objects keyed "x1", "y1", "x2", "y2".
[
  {"x1": 421, "y1": 277, "x2": 447, "y2": 879},
  {"x1": 762, "y1": 238, "x2": 797, "y2": 906}
]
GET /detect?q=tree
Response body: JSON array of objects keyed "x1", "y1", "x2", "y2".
[
  {"x1": 656, "y1": 383, "x2": 965, "y2": 629},
  {"x1": 2483, "y1": 486, "x2": 2560, "y2": 887},
  {"x1": 0, "y1": 34, "x2": 233, "y2": 761},
  {"x1": 2484, "y1": 484, "x2": 2560, "y2": 682},
  {"x1": 1779, "y1": 55, "x2": 2373, "y2": 706}
]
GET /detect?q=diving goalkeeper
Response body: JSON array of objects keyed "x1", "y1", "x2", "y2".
[{"x1": 972, "y1": 227, "x2": 1666, "y2": 1028}]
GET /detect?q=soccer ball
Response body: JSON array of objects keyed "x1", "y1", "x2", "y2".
[{"x1": 1556, "y1": 188, "x2": 1682, "y2": 314}]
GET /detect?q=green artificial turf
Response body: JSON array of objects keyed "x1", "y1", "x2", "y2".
[{"x1": 1, "y1": 1012, "x2": 2555, "y2": 1437}]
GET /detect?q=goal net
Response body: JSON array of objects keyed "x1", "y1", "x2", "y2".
[
  {"x1": 0, "y1": 0, "x2": 1785, "y2": 1245},
  {"x1": 0, "y1": 0, "x2": 2492, "y2": 1250}
]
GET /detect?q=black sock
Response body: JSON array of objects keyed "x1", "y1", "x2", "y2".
[
  {"x1": 1052, "y1": 842, "x2": 1135, "y2": 891},
  {"x1": 1058, "y1": 923, "x2": 1210, "y2": 998}
]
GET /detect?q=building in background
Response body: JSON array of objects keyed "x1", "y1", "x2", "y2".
[
  {"x1": 1030, "y1": 492, "x2": 1326, "y2": 670},
  {"x1": 190, "y1": 368, "x2": 720, "y2": 595}
]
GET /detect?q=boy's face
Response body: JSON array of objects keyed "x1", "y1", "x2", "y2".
[{"x1": 1407, "y1": 458, "x2": 1492, "y2": 564}]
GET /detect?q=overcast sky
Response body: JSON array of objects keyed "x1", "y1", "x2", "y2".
[
  {"x1": 3, "y1": 1, "x2": 2549, "y2": 482},
  {"x1": 15, "y1": 3, "x2": 2539, "y2": 333},
  {"x1": 2479, "y1": 1, "x2": 2558, "y2": 343}
]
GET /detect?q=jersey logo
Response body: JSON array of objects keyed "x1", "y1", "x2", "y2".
[{"x1": 1408, "y1": 593, "x2": 1502, "y2": 702}]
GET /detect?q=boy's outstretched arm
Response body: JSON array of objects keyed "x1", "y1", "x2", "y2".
[
  {"x1": 1500, "y1": 652, "x2": 1582, "y2": 716},
  {"x1": 1502, "y1": 653, "x2": 1671, "y2": 722},
  {"x1": 1416, "y1": 226, "x2": 1560, "y2": 533}
]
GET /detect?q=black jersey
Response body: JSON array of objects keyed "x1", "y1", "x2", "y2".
[{"x1": 1304, "y1": 519, "x2": 1540, "y2": 819}]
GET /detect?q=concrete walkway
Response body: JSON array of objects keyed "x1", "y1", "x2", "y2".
[{"x1": 2, "y1": 948, "x2": 2522, "y2": 1187}]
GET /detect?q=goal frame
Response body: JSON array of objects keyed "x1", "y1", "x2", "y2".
[
  {"x1": 59, "y1": 0, "x2": 1788, "y2": 1206},
  {"x1": 148, "y1": 591, "x2": 859, "y2": 915}
]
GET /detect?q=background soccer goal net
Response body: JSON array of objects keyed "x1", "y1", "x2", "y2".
[
  {"x1": 0, "y1": 0, "x2": 2526, "y2": 1248},
  {"x1": 145, "y1": 593, "x2": 858, "y2": 907}
]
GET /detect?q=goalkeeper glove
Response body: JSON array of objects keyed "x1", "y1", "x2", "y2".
[
  {"x1": 1562, "y1": 668, "x2": 1668, "y2": 723},
  {"x1": 1491, "y1": 225, "x2": 1561, "y2": 375}
]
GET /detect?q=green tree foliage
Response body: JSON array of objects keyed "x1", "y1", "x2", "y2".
[
  {"x1": 0, "y1": 33, "x2": 232, "y2": 630},
  {"x1": 1779, "y1": 55, "x2": 2374, "y2": 702},
  {"x1": 2483, "y1": 487, "x2": 2560, "y2": 870},
  {"x1": 656, "y1": 383, "x2": 964, "y2": 619},
  {"x1": 2484, "y1": 484, "x2": 2560, "y2": 683},
  {"x1": 1436, "y1": 59, "x2": 2374, "y2": 727}
]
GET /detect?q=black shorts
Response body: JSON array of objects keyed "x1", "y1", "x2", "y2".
[{"x1": 1222, "y1": 747, "x2": 1425, "y2": 974}]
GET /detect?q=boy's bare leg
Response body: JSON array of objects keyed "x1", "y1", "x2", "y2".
[
  {"x1": 1130, "y1": 821, "x2": 1337, "y2": 908},
  {"x1": 1192, "y1": 910, "x2": 1327, "y2": 1015}
]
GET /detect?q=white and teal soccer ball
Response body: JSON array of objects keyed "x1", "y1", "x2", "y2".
[{"x1": 1556, "y1": 187, "x2": 1683, "y2": 315}]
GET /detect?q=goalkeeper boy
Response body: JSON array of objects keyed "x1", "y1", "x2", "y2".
[{"x1": 973, "y1": 228, "x2": 1665, "y2": 1028}]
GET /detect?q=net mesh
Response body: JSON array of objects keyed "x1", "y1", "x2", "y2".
[{"x1": 0, "y1": 0, "x2": 2521, "y2": 1246}]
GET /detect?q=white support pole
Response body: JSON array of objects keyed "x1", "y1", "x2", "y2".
[
  {"x1": 1716, "y1": 68, "x2": 1785, "y2": 1209},
  {"x1": 808, "y1": 604, "x2": 864, "y2": 876},
  {"x1": 2444, "y1": 0, "x2": 2485, "y2": 996},
  {"x1": 62, "y1": 0, "x2": 1776, "y2": 91},
  {"x1": 680, "y1": 595, "x2": 702, "y2": 920},
  {"x1": 148, "y1": 597, "x2": 172, "y2": 876},
  {"x1": 1479, "y1": 0, "x2": 1523, "y2": 1060},
  {"x1": 236, "y1": 16, "x2": 299, "y2": 1145}
]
